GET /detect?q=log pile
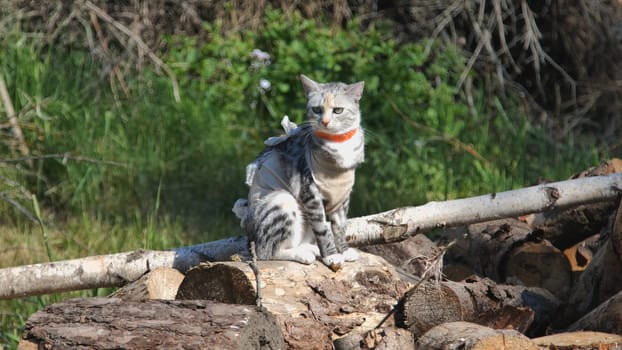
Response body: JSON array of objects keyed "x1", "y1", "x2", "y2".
[{"x1": 15, "y1": 159, "x2": 622, "y2": 349}]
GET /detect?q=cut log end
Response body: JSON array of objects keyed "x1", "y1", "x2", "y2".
[
  {"x1": 533, "y1": 331, "x2": 622, "y2": 350},
  {"x1": 416, "y1": 321, "x2": 538, "y2": 350}
]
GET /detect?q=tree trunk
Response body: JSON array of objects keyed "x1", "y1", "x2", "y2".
[
  {"x1": 440, "y1": 218, "x2": 572, "y2": 299},
  {"x1": 532, "y1": 331, "x2": 622, "y2": 350},
  {"x1": 175, "y1": 252, "x2": 409, "y2": 350},
  {"x1": 397, "y1": 276, "x2": 559, "y2": 337},
  {"x1": 2, "y1": 172, "x2": 621, "y2": 300},
  {"x1": 556, "y1": 198, "x2": 622, "y2": 327},
  {"x1": 415, "y1": 321, "x2": 538, "y2": 350},
  {"x1": 19, "y1": 298, "x2": 284, "y2": 350}
]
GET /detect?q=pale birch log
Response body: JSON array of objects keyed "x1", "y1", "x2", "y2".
[
  {"x1": 346, "y1": 173, "x2": 622, "y2": 246},
  {"x1": 1, "y1": 173, "x2": 621, "y2": 300},
  {"x1": 0, "y1": 236, "x2": 247, "y2": 299}
]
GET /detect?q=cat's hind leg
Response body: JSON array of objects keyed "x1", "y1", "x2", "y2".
[{"x1": 252, "y1": 190, "x2": 317, "y2": 264}]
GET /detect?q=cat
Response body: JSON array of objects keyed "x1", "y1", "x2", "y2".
[{"x1": 233, "y1": 74, "x2": 365, "y2": 268}]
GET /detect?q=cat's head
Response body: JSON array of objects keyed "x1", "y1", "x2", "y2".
[{"x1": 300, "y1": 75, "x2": 364, "y2": 135}]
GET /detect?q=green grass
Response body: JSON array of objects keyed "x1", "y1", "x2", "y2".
[{"x1": 0, "y1": 9, "x2": 608, "y2": 349}]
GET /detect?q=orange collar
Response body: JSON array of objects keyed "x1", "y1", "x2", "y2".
[{"x1": 314, "y1": 128, "x2": 358, "y2": 142}]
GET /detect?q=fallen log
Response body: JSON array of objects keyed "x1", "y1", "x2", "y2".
[
  {"x1": 19, "y1": 298, "x2": 284, "y2": 350},
  {"x1": 2, "y1": 172, "x2": 621, "y2": 300},
  {"x1": 566, "y1": 288, "x2": 622, "y2": 334},
  {"x1": 441, "y1": 219, "x2": 572, "y2": 299},
  {"x1": 532, "y1": 331, "x2": 622, "y2": 350},
  {"x1": 397, "y1": 276, "x2": 559, "y2": 337},
  {"x1": 555, "y1": 198, "x2": 622, "y2": 327},
  {"x1": 415, "y1": 321, "x2": 538, "y2": 350},
  {"x1": 176, "y1": 252, "x2": 410, "y2": 349}
]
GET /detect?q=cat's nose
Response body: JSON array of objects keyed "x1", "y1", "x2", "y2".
[{"x1": 321, "y1": 117, "x2": 330, "y2": 126}]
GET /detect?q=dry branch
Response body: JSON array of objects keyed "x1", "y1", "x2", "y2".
[
  {"x1": 0, "y1": 73, "x2": 31, "y2": 166},
  {"x1": 1, "y1": 173, "x2": 621, "y2": 300}
]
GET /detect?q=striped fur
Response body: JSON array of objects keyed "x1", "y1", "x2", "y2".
[{"x1": 234, "y1": 75, "x2": 365, "y2": 266}]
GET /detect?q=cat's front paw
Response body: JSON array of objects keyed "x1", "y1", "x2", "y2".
[
  {"x1": 322, "y1": 253, "x2": 344, "y2": 271},
  {"x1": 342, "y1": 248, "x2": 359, "y2": 262}
]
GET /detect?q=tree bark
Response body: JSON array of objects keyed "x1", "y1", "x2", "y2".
[
  {"x1": 175, "y1": 252, "x2": 410, "y2": 350},
  {"x1": 19, "y1": 298, "x2": 284, "y2": 350},
  {"x1": 555, "y1": 198, "x2": 622, "y2": 327},
  {"x1": 1, "y1": 172, "x2": 621, "y2": 300},
  {"x1": 397, "y1": 276, "x2": 560, "y2": 337},
  {"x1": 333, "y1": 328, "x2": 415, "y2": 350},
  {"x1": 532, "y1": 331, "x2": 622, "y2": 350},
  {"x1": 360, "y1": 234, "x2": 440, "y2": 278},
  {"x1": 441, "y1": 219, "x2": 572, "y2": 299},
  {"x1": 415, "y1": 321, "x2": 538, "y2": 350},
  {"x1": 566, "y1": 289, "x2": 622, "y2": 334}
]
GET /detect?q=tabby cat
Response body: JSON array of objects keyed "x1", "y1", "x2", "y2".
[{"x1": 233, "y1": 75, "x2": 365, "y2": 267}]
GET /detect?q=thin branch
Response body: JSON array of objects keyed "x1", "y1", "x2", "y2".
[
  {"x1": 0, "y1": 73, "x2": 32, "y2": 167},
  {"x1": 82, "y1": 0, "x2": 180, "y2": 102}
]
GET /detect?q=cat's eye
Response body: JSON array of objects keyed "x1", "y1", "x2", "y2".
[
  {"x1": 333, "y1": 107, "x2": 344, "y2": 114},
  {"x1": 311, "y1": 106, "x2": 323, "y2": 114}
]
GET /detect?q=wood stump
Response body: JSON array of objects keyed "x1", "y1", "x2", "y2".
[{"x1": 19, "y1": 298, "x2": 284, "y2": 350}]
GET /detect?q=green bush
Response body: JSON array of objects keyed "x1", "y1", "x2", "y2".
[{"x1": 1, "y1": 9, "x2": 603, "y2": 233}]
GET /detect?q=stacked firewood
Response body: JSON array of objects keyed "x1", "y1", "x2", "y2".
[{"x1": 19, "y1": 159, "x2": 622, "y2": 349}]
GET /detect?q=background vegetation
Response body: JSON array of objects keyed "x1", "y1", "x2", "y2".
[{"x1": 1, "y1": 1, "x2": 619, "y2": 348}]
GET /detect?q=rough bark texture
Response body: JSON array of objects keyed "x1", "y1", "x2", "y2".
[
  {"x1": 333, "y1": 328, "x2": 415, "y2": 350},
  {"x1": 109, "y1": 267, "x2": 184, "y2": 301},
  {"x1": 360, "y1": 234, "x2": 440, "y2": 278},
  {"x1": 441, "y1": 219, "x2": 572, "y2": 299},
  {"x1": 176, "y1": 252, "x2": 409, "y2": 350},
  {"x1": 397, "y1": 276, "x2": 559, "y2": 337},
  {"x1": 19, "y1": 298, "x2": 284, "y2": 350},
  {"x1": 556, "y1": 198, "x2": 622, "y2": 327},
  {"x1": 533, "y1": 331, "x2": 622, "y2": 350},
  {"x1": 566, "y1": 289, "x2": 622, "y2": 335},
  {"x1": 416, "y1": 321, "x2": 538, "y2": 350}
]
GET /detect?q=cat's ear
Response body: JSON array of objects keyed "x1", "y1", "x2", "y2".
[
  {"x1": 300, "y1": 74, "x2": 320, "y2": 96},
  {"x1": 345, "y1": 81, "x2": 365, "y2": 101}
]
